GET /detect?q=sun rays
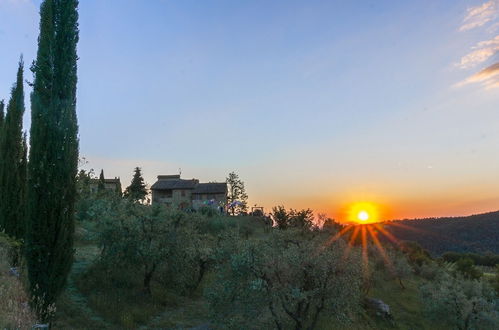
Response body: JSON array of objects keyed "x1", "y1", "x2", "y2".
[{"x1": 322, "y1": 220, "x2": 403, "y2": 282}]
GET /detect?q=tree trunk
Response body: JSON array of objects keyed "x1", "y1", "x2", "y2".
[{"x1": 143, "y1": 264, "x2": 156, "y2": 295}]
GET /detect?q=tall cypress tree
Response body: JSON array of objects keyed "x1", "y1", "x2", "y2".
[
  {"x1": 98, "y1": 169, "x2": 105, "y2": 192},
  {"x1": 0, "y1": 59, "x2": 26, "y2": 239},
  {"x1": 0, "y1": 100, "x2": 5, "y2": 169},
  {"x1": 26, "y1": 0, "x2": 79, "y2": 320},
  {"x1": 0, "y1": 100, "x2": 5, "y2": 132}
]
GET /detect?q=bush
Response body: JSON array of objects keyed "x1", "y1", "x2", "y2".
[
  {"x1": 419, "y1": 262, "x2": 442, "y2": 281},
  {"x1": 455, "y1": 257, "x2": 482, "y2": 280},
  {"x1": 198, "y1": 206, "x2": 218, "y2": 217}
]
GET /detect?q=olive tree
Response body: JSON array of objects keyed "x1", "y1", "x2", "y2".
[
  {"x1": 207, "y1": 230, "x2": 362, "y2": 329},
  {"x1": 96, "y1": 201, "x2": 210, "y2": 295},
  {"x1": 420, "y1": 272, "x2": 499, "y2": 329}
]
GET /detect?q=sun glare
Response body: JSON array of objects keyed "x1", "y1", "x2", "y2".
[
  {"x1": 357, "y1": 210, "x2": 369, "y2": 221},
  {"x1": 348, "y1": 202, "x2": 380, "y2": 223}
]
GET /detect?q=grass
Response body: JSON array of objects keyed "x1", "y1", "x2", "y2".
[
  {"x1": 367, "y1": 277, "x2": 450, "y2": 330},
  {"x1": 0, "y1": 246, "x2": 37, "y2": 329}
]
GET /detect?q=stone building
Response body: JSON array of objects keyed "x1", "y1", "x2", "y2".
[
  {"x1": 89, "y1": 177, "x2": 122, "y2": 194},
  {"x1": 151, "y1": 174, "x2": 227, "y2": 211}
]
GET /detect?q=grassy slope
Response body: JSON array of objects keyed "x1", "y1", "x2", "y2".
[
  {"x1": 55, "y1": 218, "x2": 461, "y2": 329},
  {"x1": 0, "y1": 246, "x2": 37, "y2": 328}
]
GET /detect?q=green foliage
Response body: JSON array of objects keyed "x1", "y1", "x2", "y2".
[
  {"x1": 491, "y1": 265, "x2": 499, "y2": 294},
  {"x1": 226, "y1": 171, "x2": 248, "y2": 215},
  {"x1": 271, "y1": 205, "x2": 289, "y2": 229},
  {"x1": 124, "y1": 167, "x2": 147, "y2": 203},
  {"x1": 388, "y1": 249, "x2": 413, "y2": 289},
  {"x1": 443, "y1": 251, "x2": 499, "y2": 267},
  {"x1": 384, "y1": 212, "x2": 499, "y2": 255},
  {"x1": 288, "y1": 208, "x2": 314, "y2": 229},
  {"x1": 420, "y1": 272, "x2": 499, "y2": 329},
  {"x1": 198, "y1": 205, "x2": 218, "y2": 217},
  {"x1": 320, "y1": 214, "x2": 344, "y2": 233},
  {"x1": 399, "y1": 241, "x2": 432, "y2": 268},
  {"x1": 271, "y1": 205, "x2": 315, "y2": 230},
  {"x1": 26, "y1": 0, "x2": 80, "y2": 321},
  {"x1": 206, "y1": 230, "x2": 362, "y2": 329},
  {"x1": 0, "y1": 59, "x2": 26, "y2": 239},
  {"x1": 455, "y1": 257, "x2": 482, "y2": 280},
  {"x1": 0, "y1": 100, "x2": 4, "y2": 132},
  {"x1": 418, "y1": 261, "x2": 444, "y2": 281},
  {"x1": 96, "y1": 201, "x2": 209, "y2": 295}
]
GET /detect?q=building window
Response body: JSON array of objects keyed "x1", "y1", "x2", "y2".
[{"x1": 181, "y1": 190, "x2": 186, "y2": 197}]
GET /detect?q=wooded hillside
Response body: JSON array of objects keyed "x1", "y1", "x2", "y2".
[{"x1": 382, "y1": 211, "x2": 499, "y2": 255}]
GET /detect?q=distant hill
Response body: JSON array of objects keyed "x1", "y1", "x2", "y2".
[{"x1": 380, "y1": 211, "x2": 499, "y2": 256}]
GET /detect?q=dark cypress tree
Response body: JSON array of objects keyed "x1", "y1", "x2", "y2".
[
  {"x1": 0, "y1": 59, "x2": 26, "y2": 239},
  {"x1": 0, "y1": 101, "x2": 4, "y2": 168},
  {"x1": 98, "y1": 169, "x2": 105, "y2": 192},
  {"x1": 20, "y1": 133, "x2": 28, "y2": 212},
  {"x1": 124, "y1": 167, "x2": 147, "y2": 202},
  {"x1": 0, "y1": 100, "x2": 4, "y2": 132},
  {"x1": 26, "y1": 0, "x2": 79, "y2": 321}
]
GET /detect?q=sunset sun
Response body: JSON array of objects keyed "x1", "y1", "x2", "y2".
[
  {"x1": 357, "y1": 210, "x2": 369, "y2": 221},
  {"x1": 347, "y1": 202, "x2": 380, "y2": 224}
]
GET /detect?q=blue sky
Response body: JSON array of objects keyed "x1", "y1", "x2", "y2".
[{"x1": 1, "y1": 0, "x2": 499, "y2": 220}]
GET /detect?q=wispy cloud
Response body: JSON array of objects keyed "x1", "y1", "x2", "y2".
[
  {"x1": 458, "y1": 35, "x2": 499, "y2": 69},
  {"x1": 460, "y1": 1, "x2": 498, "y2": 31},
  {"x1": 456, "y1": 1, "x2": 499, "y2": 89},
  {"x1": 455, "y1": 62, "x2": 499, "y2": 88}
]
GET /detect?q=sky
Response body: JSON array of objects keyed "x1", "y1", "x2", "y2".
[{"x1": 1, "y1": 0, "x2": 499, "y2": 222}]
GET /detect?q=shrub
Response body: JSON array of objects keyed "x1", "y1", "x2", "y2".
[
  {"x1": 198, "y1": 206, "x2": 218, "y2": 217},
  {"x1": 455, "y1": 257, "x2": 482, "y2": 280}
]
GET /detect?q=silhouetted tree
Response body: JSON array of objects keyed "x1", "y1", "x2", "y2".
[
  {"x1": 271, "y1": 205, "x2": 289, "y2": 229},
  {"x1": 0, "y1": 58, "x2": 26, "y2": 239},
  {"x1": 226, "y1": 171, "x2": 248, "y2": 215},
  {"x1": 289, "y1": 208, "x2": 314, "y2": 229},
  {"x1": 26, "y1": 0, "x2": 80, "y2": 321},
  {"x1": 124, "y1": 167, "x2": 147, "y2": 202},
  {"x1": 98, "y1": 169, "x2": 105, "y2": 192}
]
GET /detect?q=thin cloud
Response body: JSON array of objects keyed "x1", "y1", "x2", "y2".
[
  {"x1": 455, "y1": 62, "x2": 499, "y2": 88},
  {"x1": 460, "y1": 1, "x2": 497, "y2": 31},
  {"x1": 458, "y1": 35, "x2": 499, "y2": 69}
]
